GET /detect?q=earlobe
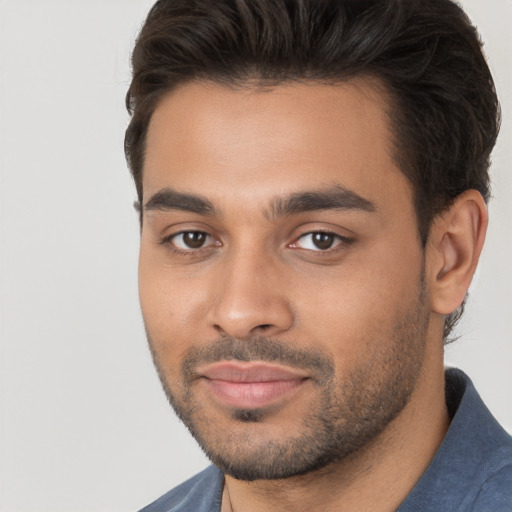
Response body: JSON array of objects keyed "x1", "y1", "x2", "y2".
[{"x1": 427, "y1": 190, "x2": 488, "y2": 315}]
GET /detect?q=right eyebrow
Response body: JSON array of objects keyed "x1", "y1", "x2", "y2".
[
  {"x1": 267, "y1": 184, "x2": 376, "y2": 220},
  {"x1": 142, "y1": 188, "x2": 217, "y2": 216}
]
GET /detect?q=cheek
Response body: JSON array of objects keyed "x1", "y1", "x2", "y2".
[
  {"x1": 293, "y1": 243, "x2": 424, "y2": 352},
  {"x1": 138, "y1": 245, "x2": 208, "y2": 358},
  {"x1": 138, "y1": 248, "x2": 167, "y2": 330}
]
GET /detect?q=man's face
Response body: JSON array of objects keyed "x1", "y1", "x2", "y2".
[{"x1": 139, "y1": 80, "x2": 432, "y2": 480}]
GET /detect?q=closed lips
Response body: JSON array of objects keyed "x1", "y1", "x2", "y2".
[{"x1": 198, "y1": 362, "x2": 309, "y2": 408}]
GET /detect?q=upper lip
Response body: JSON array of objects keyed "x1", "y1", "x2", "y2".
[{"x1": 198, "y1": 362, "x2": 309, "y2": 383}]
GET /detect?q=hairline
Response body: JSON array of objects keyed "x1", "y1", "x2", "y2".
[{"x1": 137, "y1": 73, "x2": 424, "y2": 239}]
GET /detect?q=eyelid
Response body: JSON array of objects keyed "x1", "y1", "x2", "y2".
[
  {"x1": 157, "y1": 225, "x2": 353, "y2": 256},
  {"x1": 160, "y1": 229, "x2": 220, "y2": 252},
  {"x1": 289, "y1": 230, "x2": 353, "y2": 252}
]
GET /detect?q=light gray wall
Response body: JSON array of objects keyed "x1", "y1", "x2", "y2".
[{"x1": 0, "y1": 1, "x2": 510, "y2": 511}]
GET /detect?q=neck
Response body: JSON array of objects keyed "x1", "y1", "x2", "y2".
[{"x1": 221, "y1": 348, "x2": 449, "y2": 512}]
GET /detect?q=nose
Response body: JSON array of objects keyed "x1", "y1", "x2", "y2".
[{"x1": 206, "y1": 248, "x2": 294, "y2": 339}]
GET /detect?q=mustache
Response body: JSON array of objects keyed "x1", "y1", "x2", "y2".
[{"x1": 181, "y1": 336, "x2": 335, "y2": 383}]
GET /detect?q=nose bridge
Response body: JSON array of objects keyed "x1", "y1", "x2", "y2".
[{"x1": 207, "y1": 242, "x2": 293, "y2": 338}]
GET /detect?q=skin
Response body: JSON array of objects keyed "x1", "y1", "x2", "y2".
[{"x1": 138, "y1": 80, "x2": 487, "y2": 511}]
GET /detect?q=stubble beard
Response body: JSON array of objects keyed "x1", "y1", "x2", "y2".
[{"x1": 146, "y1": 280, "x2": 429, "y2": 482}]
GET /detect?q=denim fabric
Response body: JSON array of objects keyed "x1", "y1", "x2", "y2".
[
  {"x1": 139, "y1": 369, "x2": 512, "y2": 512},
  {"x1": 397, "y1": 368, "x2": 512, "y2": 512},
  {"x1": 139, "y1": 465, "x2": 223, "y2": 512}
]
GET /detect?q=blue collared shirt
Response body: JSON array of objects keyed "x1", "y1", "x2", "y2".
[{"x1": 140, "y1": 369, "x2": 512, "y2": 511}]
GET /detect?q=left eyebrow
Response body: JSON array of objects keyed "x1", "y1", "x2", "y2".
[
  {"x1": 267, "y1": 184, "x2": 376, "y2": 220},
  {"x1": 142, "y1": 188, "x2": 217, "y2": 216}
]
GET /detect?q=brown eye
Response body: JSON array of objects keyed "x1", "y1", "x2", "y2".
[
  {"x1": 172, "y1": 231, "x2": 212, "y2": 249},
  {"x1": 311, "y1": 232, "x2": 336, "y2": 250},
  {"x1": 293, "y1": 232, "x2": 344, "y2": 251}
]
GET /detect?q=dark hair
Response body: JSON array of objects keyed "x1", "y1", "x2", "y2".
[{"x1": 125, "y1": 0, "x2": 500, "y2": 340}]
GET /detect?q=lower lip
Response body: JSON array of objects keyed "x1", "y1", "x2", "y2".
[{"x1": 204, "y1": 378, "x2": 306, "y2": 409}]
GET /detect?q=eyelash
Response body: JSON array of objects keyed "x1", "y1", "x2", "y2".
[
  {"x1": 160, "y1": 229, "x2": 353, "y2": 257},
  {"x1": 290, "y1": 231, "x2": 353, "y2": 252},
  {"x1": 159, "y1": 231, "x2": 218, "y2": 256}
]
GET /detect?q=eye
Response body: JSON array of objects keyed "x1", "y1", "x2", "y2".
[
  {"x1": 292, "y1": 231, "x2": 346, "y2": 251},
  {"x1": 169, "y1": 231, "x2": 214, "y2": 250}
]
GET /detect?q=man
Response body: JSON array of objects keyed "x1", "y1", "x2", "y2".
[{"x1": 125, "y1": 0, "x2": 512, "y2": 510}]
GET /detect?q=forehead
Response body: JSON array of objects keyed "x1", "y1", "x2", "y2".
[{"x1": 143, "y1": 79, "x2": 412, "y2": 215}]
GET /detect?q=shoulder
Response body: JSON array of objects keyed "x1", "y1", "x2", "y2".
[
  {"x1": 398, "y1": 369, "x2": 512, "y2": 512},
  {"x1": 441, "y1": 370, "x2": 512, "y2": 511},
  {"x1": 468, "y1": 461, "x2": 512, "y2": 512},
  {"x1": 138, "y1": 465, "x2": 224, "y2": 512}
]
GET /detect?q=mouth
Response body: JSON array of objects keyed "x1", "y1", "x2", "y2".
[{"x1": 198, "y1": 361, "x2": 309, "y2": 409}]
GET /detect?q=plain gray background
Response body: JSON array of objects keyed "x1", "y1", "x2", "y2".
[{"x1": 0, "y1": 1, "x2": 510, "y2": 511}]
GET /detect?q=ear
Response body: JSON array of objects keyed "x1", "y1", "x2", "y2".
[{"x1": 426, "y1": 190, "x2": 488, "y2": 315}]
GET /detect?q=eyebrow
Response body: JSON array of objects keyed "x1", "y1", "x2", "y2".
[
  {"x1": 268, "y1": 184, "x2": 376, "y2": 220},
  {"x1": 141, "y1": 184, "x2": 376, "y2": 219},
  {"x1": 143, "y1": 188, "x2": 216, "y2": 215}
]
